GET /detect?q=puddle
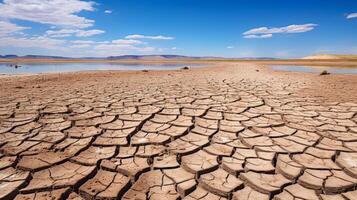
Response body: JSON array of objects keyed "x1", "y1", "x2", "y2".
[
  {"x1": 270, "y1": 65, "x2": 357, "y2": 74},
  {"x1": 0, "y1": 62, "x2": 203, "y2": 74}
]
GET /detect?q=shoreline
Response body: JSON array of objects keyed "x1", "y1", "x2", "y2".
[
  {"x1": 1, "y1": 60, "x2": 357, "y2": 79},
  {"x1": 1, "y1": 62, "x2": 356, "y2": 103},
  {"x1": 0, "y1": 63, "x2": 217, "y2": 78},
  {"x1": 1, "y1": 58, "x2": 357, "y2": 67}
]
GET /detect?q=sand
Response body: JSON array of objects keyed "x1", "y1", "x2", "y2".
[{"x1": 0, "y1": 62, "x2": 356, "y2": 199}]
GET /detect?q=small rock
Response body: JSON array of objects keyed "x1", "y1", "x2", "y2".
[
  {"x1": 142, "y1": 70, "x2": 149, "y2": 72},
  {"x1": 256, "y1": 69, "x2": 259, "y2": 72},
  {"x1": 320, "y1": 70, "x2": 330, "y2": 75},
  {"x1": 181, "y1": 66, "x2": 189, "y2": 70}
]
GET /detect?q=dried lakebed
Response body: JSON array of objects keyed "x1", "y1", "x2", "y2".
[{"x1": 0, "y1": 63, "x2": 356, "y2": 200}]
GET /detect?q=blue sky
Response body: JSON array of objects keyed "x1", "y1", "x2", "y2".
[{"x1": 0, "y1": 0, "x2": 356, "y2": 58}]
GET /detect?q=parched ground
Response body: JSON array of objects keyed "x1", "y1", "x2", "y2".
[{"x1": 0, "y1": 63, "x2": 357, "y2": 200}]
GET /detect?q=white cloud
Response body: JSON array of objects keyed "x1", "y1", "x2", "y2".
[
  {"x1": 68, "y1": 38, "x2": 159, "y2": 55},
  {"x1": 244, "y1": 24, "x2": 317, "y2": 35},
  {"x1": 125, "y1": 34, "x2": 174, "y2": 40},
  {"x1": 94, "y1": 43, "x2": 156, "y2": 52},
  {"x1": 94, "y1": 39, "x2": 153, "y2": 52},
  {"x1": 0, "y1": 1, "x2": 175, "y2": 56},
  {"x1": 244, "y1": 34, "x2": 273, "y2": 39},
  {"x1": 0, "y1": 0, "x2": 96, "y2": 28},
  {"x1": 76, "y1": 29, "x2": 105, "y2": 37},
  {"x1": 171, "y1": 47, "x2": 178, "y2": 50},
  {"x1": 71, "y1": 40, "x2": 109, "y2": 44},
  {"x1": 46, "y1": 29, "x2": 75, "y2": 38},
  {"x1": 347, "y1": 13, "x2": 357, "y2": 19},
  {"x1": 0, "y1": 36, "x2": 65, "y2": 49},
  {"x1": 69, "y1": 44, "x2": 91, "y2": 48},
  {"x1": 0, "y1": 20, "x2": 29, "y2": 37},
  {"x1": 243, "y1": 24, "x2": 317, "y2": 39},
  {"x1": 46, "y1": 29, "x2": 105, "y2": 37},
  {"x1": 0, "y1": 35, "x2": 160, "y2": 55},
  {"x1": 227, "y1": 46, "x2": 234, "y2": 49},
  {"x1": 112, "y1": 39, "x2": 144, "y2": 45}
]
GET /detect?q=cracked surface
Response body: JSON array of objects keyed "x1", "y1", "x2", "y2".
[{"x1": 0, "y1": 63, "x2": 357, "y2": 199}]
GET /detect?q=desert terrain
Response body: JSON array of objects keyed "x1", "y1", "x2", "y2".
[{"x1": 0, "y1": 62, "x2": 357, "y2": 200}]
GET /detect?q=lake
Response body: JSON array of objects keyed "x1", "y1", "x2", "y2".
[
  {"x1": 270, "y1": 65, "x2": 357, "y2": 74},
  {"x1": 0, "y1": 62, "x2": 201, "y2": 74}
]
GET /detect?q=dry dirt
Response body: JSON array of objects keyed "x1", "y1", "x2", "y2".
[{"x1": 0, "y1": 63, "x2": 356, "y2": 200}]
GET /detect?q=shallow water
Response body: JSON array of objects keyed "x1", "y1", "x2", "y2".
[
  {"x1": 270, "y1": 65, "x2": 357, "y2": 74},
  {"x1": 0, "y1": 62, "x2": 201, "y2": 74}
]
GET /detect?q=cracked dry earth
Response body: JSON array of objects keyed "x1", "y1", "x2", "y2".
[{"x1": 0, "y1": 63, "x2": 357, "y2": 200}]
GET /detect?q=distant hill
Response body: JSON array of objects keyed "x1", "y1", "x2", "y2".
[
  {"x1": 0, "y1": 55, "x2": 70, "y2": 59},
  {"x1": 21, "y1": 55, "x2": 69, "y2": 59},
  {"x1": 302, "y1": 54, "x2": 357, "y2": 60},
  {"x1": 107, "y1": 55, "x2": 225, "y2": 60},
  {"x1": 238, "y1": 57, "x2": 277, "y2": 60},
  {"x1": 0, "y1": 55, "x2": 18, "y2": 58},
  {"x1": 107, "y1": 55, "x2": 193, "y2": 60},
  {"x1": 0, "y1": 54, "x2": 279, "y2": 60}
]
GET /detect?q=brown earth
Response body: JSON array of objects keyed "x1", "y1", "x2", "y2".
[{"x1": 0, "y1": 63, "x2": 357, "y2": 200}]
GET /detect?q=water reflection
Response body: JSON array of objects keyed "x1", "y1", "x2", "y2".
[
  {"x1": 0, "y1": 62, "x2": 202, "y2": 74},
  {"x1": 270, "y1": 65, "x2": 357, "y2": 74}
]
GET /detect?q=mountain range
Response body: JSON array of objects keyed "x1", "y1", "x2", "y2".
[{"x1": 0, "y1": 54, "x2": 277, "y2": 60}]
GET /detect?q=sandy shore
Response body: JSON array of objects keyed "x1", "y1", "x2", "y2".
[{"x1": 0, "y1": 63, "x2": 356, "y2": 199}]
